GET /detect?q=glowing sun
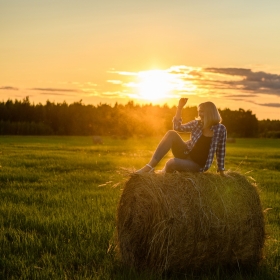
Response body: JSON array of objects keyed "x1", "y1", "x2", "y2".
[{"x1": 136, "y1": 70, "x2": 175, "y2": 100}]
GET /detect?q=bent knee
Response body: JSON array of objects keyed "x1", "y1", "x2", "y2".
[
  {"x1": 164, "y1": 130, "x2": 178, "y2": 139},
  {"x1": 165, "y1": 158, "x2": 176, "y2": 172}
]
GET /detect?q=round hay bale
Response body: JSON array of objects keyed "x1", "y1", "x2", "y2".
[{"x1": 116, "y1": 172, "x2": 265, "y2": 273}]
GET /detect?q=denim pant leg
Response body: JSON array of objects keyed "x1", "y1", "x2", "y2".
[
  {"x1": 152, "y1": 131, "x2": 201, "y2": 172},
  {"x1": 152, "y1": 130, "x2": 188, "y2": 162},
  {"x1": 165, "y1": 157, "x2": 201, "y2": 172}
]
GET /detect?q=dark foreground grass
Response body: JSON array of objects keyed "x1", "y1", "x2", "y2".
[{"x1": 0, "y1": 136, "x2": 279, "y2": 279}]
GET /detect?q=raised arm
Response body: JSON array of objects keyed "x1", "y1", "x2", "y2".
[
  {"x1": 173, "y1": 98, "x2": 197, "y2": 132},
  {"x1": 174, "y1": 98, "x2": 188, "y2": 120}
]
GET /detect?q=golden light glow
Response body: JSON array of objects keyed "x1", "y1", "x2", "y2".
[
  {"x1": 124, "y1": 69, "x2": 198, "y2": 101},
  {"x1": 135, "y1": 70, "x2": 176, "y2": 100},
  {"x1": 113, "y1": 68, "x2": 198, "y2": 102}
]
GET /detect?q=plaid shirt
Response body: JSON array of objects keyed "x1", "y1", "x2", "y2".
[{"x1": 173, "y1": 118, "x2": 227, "y2": 172}]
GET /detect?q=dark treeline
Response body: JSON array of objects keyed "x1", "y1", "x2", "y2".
[{"x1": 0, "y1": 97, "x2": 279, "y2": 138}]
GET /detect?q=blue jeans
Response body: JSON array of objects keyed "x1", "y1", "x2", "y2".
[{"x1": 152, "y1": 130, "x2": 201, "y2": 173}]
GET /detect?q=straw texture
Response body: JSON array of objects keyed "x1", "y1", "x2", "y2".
[{"x1": 116, "y1": 172, "x2": 265, "y2": 273}]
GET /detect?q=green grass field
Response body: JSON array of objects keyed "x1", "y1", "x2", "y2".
[{"x1": 0, "y1": 136, "x2": 279, "y2": 279}]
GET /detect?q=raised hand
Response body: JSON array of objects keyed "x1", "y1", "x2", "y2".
[{"x1": 178, "y1": 98, "x2": 188, "y2": 109}]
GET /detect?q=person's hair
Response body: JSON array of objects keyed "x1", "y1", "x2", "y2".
[{"x1": 197, "y1": 101, "x2": 222, "y2": 128}]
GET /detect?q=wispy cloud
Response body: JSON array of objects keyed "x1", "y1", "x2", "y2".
[
  {"x1": 107, "y1": 80, "x2": 123, "y2": 85},
  {"x1": 108, "y1": 70, "x2": 137, "y2": 76},
  {"x1": 249, "y1": 101, "x2": 280, "y2": 108},
  {"x1": 224, "y1": 94, "x2": 259, "y2": 98},
  {"x1": 39, "y1": 92, "x2": 75, "y2": 96},
  {"x1": 30, "y1": 88, "x2": 80, "y2": 92},
  {"x1": 100, "y1": 91, "x2": 127, "y2": 98},
  {"x1": 0, "y1": 86, "x2": 18, "y2": 90},
  {"x1": 204, "y1": 67, "x2": 280, "y2": 95},
  {"x1": 226, "y1": 98, "x2": 280, "y2": 109}
]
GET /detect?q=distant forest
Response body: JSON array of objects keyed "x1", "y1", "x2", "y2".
[{"x1": 0, "y1": 97, "x2": 279, "y2": 138}]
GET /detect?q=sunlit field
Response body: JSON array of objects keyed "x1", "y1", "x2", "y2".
[{"x1": 0, "y1": 136, "x2": 279, "y2": 280}]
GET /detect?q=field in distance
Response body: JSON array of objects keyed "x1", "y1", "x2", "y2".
[{"x1": 0, "y1": 136, "x2": 279, "y2": 279}]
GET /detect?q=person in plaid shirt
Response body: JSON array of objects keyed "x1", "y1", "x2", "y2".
[{"x1": 136, "y1": 98, "x2": 227, "y2": 175}]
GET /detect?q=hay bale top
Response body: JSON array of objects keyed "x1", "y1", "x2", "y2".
[{"x1": 120, "y1": 171, "x2": 261, "y2": 223}]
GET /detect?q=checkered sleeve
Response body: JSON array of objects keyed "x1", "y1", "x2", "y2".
[
  {"x1": 173, "y1": 118, "x2": 198, "y2": 132},
  {"x1": 216, "y1": 125, "x2": 227, "y2": 171}
]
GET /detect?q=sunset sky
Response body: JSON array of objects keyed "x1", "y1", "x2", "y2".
[{"x1": 1, "y1": 0, "x2": 280, "y2": 120}]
